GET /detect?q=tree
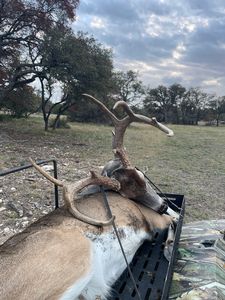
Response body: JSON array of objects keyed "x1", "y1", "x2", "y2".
[
  {"x1": 180, "y1": 88, "x2": 209, "y2": 125},
  {"x1": 168, "y1": 84, "x2": 186, "y2": 124},
  {"x1": 143, "y1": 84, "x2": 212, "y2": 125},
  {"x1": 144, "y1": 85, "x2": 172, "y2": 122},
  {"x1": 0, "y1": 0, "x2": 79, "y2": 103},
  {"x1": 112, "y1": 70, "x2": 145, "y2": 104},
  {"x1": 209, "y1": 96, "x2": 225, "y2": 126},
  {"x1": 37, "y1": 30, "x2": 114, "y2": 130}
]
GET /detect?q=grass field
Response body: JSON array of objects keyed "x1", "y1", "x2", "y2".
[{"x1": 0, "y1": 116, "x2": 225, "y2": 223}]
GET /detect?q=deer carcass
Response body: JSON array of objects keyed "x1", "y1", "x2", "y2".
[
  {"x1": 0, "y1": 168, "x2": 174, "y2": 300},
  {"x1": 0, "y1": 97, "x2": 177, "y2": 300}
]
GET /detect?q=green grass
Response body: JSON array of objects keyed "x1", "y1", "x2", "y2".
[{"x1": 0, "y1": 116, "x2": 224, "y2": 222}]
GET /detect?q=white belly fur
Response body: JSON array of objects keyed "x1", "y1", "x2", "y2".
[{"x1": 60, "y1": 227, "x2": 149, "y2": 300}]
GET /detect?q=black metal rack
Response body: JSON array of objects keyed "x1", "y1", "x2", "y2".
[
  {"x1": 0, "y1": 159, "x2": 59, "y2": 209},
  {"x1": 109, "y1": 194, "x2": 185, "y2": 300}
]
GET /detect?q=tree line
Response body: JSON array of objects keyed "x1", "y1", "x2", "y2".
[
  {"x1": 1, "y1": 0, "x2": 225, "y2": 130},
  {"x1": 143, "y1": 84, "x2": 225, "y2": 126}
]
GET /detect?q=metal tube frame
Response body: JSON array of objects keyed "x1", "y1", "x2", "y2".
[{"x1": 0, "y1": 159, "x2": 59, "y2": 209}]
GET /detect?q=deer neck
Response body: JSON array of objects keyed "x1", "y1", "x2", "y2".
[{"x1": 136, "y1": 203, "x2": 173, "y2": 232}]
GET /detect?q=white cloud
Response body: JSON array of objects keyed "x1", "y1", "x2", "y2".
[
  {"x1": 172, "y1": 43, "x2": 186, "y2": 60},
  {"x1": 145, "y1": 14, "x2": 209, "y2": 38},
  {"x1": 116, "y1": 60, "x2": 157, "y2": 73},
  {"x1": 90, "y1": 17, "x2": 106, "y2": 29},
  {"x1": 202, "y1": 79, "x2": 221, "y2": 86},
  {"x1": 170, "y1": 71, "x2": 182, "y2": 77}
]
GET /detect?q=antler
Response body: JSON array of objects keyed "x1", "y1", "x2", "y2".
[
  {"x1": 112, "y1": 101, "x2": 174, "y2": 149},
  {"x1": 81, "y1": 95, "x2": 172, "y2": 215},
  {"x1": 114, "y1": 101, "x2": 174, "y2": 135},
  {"x1": 29, "y1": 158, "x2": 120, "y2": 226},
  {"x1": 82, "y1": 94, "x2": 174, "y2": 151},
  {"x1": 82, "y1": 94, "x2": 119, "y2": 126},
  {"x1": 29, "y1": 158, "x2": 63, "y2": 186}
]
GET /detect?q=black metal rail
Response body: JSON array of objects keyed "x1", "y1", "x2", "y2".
[{"x1": 0, "y1": 159, "x2": 59, "y2": 209}]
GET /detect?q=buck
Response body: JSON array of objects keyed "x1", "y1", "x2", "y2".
[{"x1": 0, "y1": 95, "x2": 178, "y2": 300}]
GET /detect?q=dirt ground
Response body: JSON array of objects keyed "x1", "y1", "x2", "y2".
[{"x1": 0, "y1": 120, "x2": 98, "y2": 244}]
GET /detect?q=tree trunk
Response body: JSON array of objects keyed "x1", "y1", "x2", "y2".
[
  {"x1": 216, "y1": 116, "x2": 219, "y2": 127},
  {"x1": 175, "y1": 107, "x2": 180, "y2": 124},
  {"x1": 44, "y1": 117, "x2": 49, "y2": 131},
  {"x1": 181, "y1": 110, "x2": 185, "y2": 124},
  {"x1": 195, "y1": 110, "x2": 200, "y2": 125},
  {"x1": 164, "y1": 109, "x2": 169, "y2": 123},
  {"x1": 39, "y1": 77, "x2": 49, "y2": 131},
  {"x1": 52, "y1": 113, "x2": 61, "y2": 130}
]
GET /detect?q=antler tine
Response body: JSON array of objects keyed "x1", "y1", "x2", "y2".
[
  {"x1": 29, "y1": 158, "x2": 63, "y2": 186},
  {"x1": 64, "y1": 170, "x2": 121, "y2": 226},
  {"x1": 82, "y1": 94, "x2": 119, "y2": 126},
  {"x1": 30, "y1": 158, "x2": 121, "y2": 227},
  {"x1": 151, "y1": 117, "x2": 174, "y2": 137},
  {"x1": 77, "y1": 170, "x2": 121, "y2": 192},
  {"x1": 113, "y1": 101, "x2": 174, "y2": 137}
]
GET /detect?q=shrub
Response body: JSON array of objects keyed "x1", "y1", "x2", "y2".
[
  {"x1": 49, "y1": 116, "x2": 70, "y2": 129},
  {"x1": 1, "y1": 86, "x2": 41, "y2": 118}
]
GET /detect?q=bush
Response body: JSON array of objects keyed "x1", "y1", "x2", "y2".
[
  {"x1": 1, "y1": 86, "x2": 41, "y2": 118},
  {"x1": 68, "y1": 96, "x2": 115, "y2": 124},
  {"x1": 49, "y1": 116, "x2": 70, "y2": 129},
  {"x1": 0, "y1": 114, "x2": 13, "y2": 122}
]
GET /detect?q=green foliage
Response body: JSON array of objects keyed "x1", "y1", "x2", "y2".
[
  {"x1": 41, "y1": 30, "x2": 113, "y2": 96},
  {"x1": 0, "y1": 114, "x2": 13, "y2": 122},
  {"x1": 68, "y1": 95, "x2": 115, "y2": 124},
  {"x1": 38, "y1": 29, "x2": 114, "y2": 127},
  {"x1": 143, "y1": 84, "x2": 213, "y2": 125},
  {"x1": 208, "y1": 96, "x2": 225, "y2": 125},
  {"x1": 0, "y1": 0, "x2": 80, "y2": 103},
  {"x1": 144, "y1": 85, "x2": 171, "y2": 122},
  {"x1": 0, "y1": 86, "x2": 41, "y2": 118},
  {"x1": 112, "y1": 70, "x2": 145, "y2": 103}
]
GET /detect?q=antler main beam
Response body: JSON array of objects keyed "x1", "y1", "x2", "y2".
[
  {"x1": 29, "y1": 158, "x2": 120, "y2": 226},
  {"x1": 82, "y1": 94, "x2": 174, "y2": 151},
  {"x1": 114, "y1": 101, "x2": 174, "y2": 136},
  {"x1": 82, "y1": 94, "x2": 119, "y2": 126}
]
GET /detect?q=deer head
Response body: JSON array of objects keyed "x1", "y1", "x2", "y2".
[{"x1": 82, "y1": 94, "x2": 173, "y2": 214}]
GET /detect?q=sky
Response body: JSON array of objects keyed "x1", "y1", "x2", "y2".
[{"x1": 72, "y1": 0, "x2": 225, "y2": 96}]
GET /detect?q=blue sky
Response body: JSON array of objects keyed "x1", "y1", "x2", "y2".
[{"x1": 73, "y1": 0, "x2": 225, "y2": 95}]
